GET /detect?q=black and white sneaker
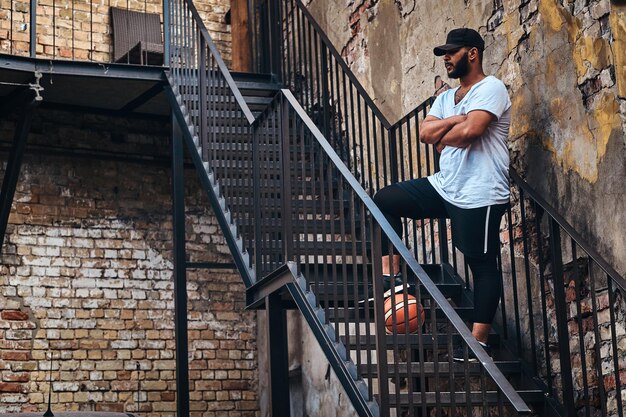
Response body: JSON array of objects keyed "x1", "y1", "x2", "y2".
[
  {"x1": 452, "y1": 341, "x2": 492, "y2": 362},
  {"x1": 360, "y1": 274, "x2": 408, "y2": 303}
]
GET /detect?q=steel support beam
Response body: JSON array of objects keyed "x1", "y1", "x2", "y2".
[
  {"x1": 171, "y1": 115, "x2": 190, "y2": 417},
  {"x1": 267, "y1": 291, "x2": 291, "y2": 417},
  {"x1": 0, "y1": 97, "x2": 39, "y2": 252}
]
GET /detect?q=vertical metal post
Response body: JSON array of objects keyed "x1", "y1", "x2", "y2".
[
  {"x1": 268, "y1": 0, "x2": 283, "y2": 81},
  {"x1": 0, "y1": 98, "x2": 38, "y2": 252},
  {"x1": 320, "y1": 47, "x2": 330, "y2": 140},
  {"x1": 371, "y1": 223, "x2": 390, "y2": 417},
  {"x1": 198, "y1": 36, "x2": 207, "y2": 154},
  {"x1": 252, "y1": 123, "x2": 263, "y2": 274},
  {"x1": 247, "y1": 0, "x2": 256, "y2": 71},
  {"x1": 388, "y1": 128, "x2": 398, "y2": 183},
  {"x1": 163, "y1": 0, "x2": 170, "y2": 66},
  {"x1": 29, "y1": 0, "x2": 37, "y2": 57},
  {"x1": 548, "y1": 218, "x2": 575, "y2": 416},
  {"x1": 280, "y1": 95, "x2": 293, "y2": 262},
  {"x1": 266, "y1": 292, "x2": 290, "y2": 417},
  {"x1": 433, "y1": 149, "x2": 449, "y2": 264},
  {"x1": 171, "y1": 116, "x2": 190, "y2": 417}
]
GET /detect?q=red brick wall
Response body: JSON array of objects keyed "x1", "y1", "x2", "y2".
[{"x1": 0, "y1": 109, "x2": 258, "y2": 416}]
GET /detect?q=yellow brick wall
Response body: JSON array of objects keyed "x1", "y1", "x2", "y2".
[{"x1": 0, "y1": 0, "x2": 232, "y2": 66}]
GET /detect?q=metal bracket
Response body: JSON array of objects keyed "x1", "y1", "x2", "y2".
[{"x1": 29, "y1": 70, "x2": 43, "y2": 101}]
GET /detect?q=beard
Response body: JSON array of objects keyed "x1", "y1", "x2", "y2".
[{"x1": 448, "y1": 52, "x2": 470, "y2": 79}]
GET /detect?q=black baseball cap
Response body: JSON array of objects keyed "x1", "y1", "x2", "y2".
[{"x1": 433, "y1": 28, "x2": 485, "y2": 56}]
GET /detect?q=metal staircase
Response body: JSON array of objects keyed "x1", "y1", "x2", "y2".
[
  {"x1": 1, "y1": 0, "x2": 624, "y2": 416},
  {"x1": 166, "y1": 0, "x2": 626, "y2": 416}
]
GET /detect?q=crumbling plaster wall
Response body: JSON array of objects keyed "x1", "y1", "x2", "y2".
[
  {"x1": 256, "y1": 310, "x2": 360, "y2": 417},
  {"x1": 302, "y1": 0, "x2": 626, "y2": 276}
]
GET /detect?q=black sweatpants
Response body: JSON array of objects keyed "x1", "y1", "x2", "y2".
[{"x1": 373, "y1": 178, "x2": 508, "y2": 324}]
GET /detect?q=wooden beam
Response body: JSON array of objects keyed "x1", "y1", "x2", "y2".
[{"x1": 231, "y1": 0, "x2": 252, "y2": 72}]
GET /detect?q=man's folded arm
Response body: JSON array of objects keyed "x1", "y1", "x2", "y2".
[
  {"x1": 419, "y1": 114, "x2": 468, "y2": 144},
  {"x1": 439, "y1": 109, "x2": 495, "y2": 148}
]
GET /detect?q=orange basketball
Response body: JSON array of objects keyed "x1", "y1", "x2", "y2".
[{"x1": 383, "y1": 293, "x2": 425, "y2": 334}]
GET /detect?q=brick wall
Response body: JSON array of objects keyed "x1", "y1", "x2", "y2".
[
  {"x1": 0, "y1": 0, "x2": 232, "y2": 66},
  {"x1": 0, "y1": 109, "x2": 259, "y2": 416}
]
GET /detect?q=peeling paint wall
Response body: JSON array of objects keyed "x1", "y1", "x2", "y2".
[
  {"x1": 302, "y1": 0, "x2": 626, "y2": 277},
  {"x1": 256, "y1": 311, "x2": 359, "y2": 417}
]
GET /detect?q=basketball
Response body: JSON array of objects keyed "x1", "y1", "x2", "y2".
[{"x1": 384, "y1": 293, "x2": 425, "y2": 334}]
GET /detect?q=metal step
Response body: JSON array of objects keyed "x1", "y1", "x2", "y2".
[
  {"x1": 358, "y1": 360, "x2": 522, "y2": 378},
  {"x1": 326, "y1": 304, "x2": 473, "y2": 320},
  {"x1": 342, "y1": 333, "x2": 501, "y2": 350},
  {"x1": 379, "y1": 390, "x2": 544, "y2": 407},
  {"x1": 312, "y1": 283, "x2": 463, "y2": 306}
]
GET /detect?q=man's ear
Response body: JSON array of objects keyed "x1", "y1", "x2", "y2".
[{"x1": 468, "y1": 47, "x2": 479, "y2": 62}]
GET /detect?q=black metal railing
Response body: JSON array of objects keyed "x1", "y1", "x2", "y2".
[
  {"x1": 168, "y1": 0, "x2": 256, "y2": 285},
  {"x1": 167, "y1": 1, "x2": 531, "y2": 414},
  {"x1": 251, "y1": 4, "x2": 626, "y2": 415},
  {"x1": 250, "y1": 0, "x2": 452, "y2": 269},
  {"x1": 486, "y1": 170, "x2": 626, "y2": 417},
  {"x1": 251, "y1": 0, "x2": 401, "y2": 193},
  {"x1": 260, "y1": 90, "x2": 531, "y2": 416},
  {"x1": 1, "y1": 0, "x2": 169, "y2": 65}
]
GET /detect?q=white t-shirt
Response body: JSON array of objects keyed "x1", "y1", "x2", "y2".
[{"x1": 427, "y1": 75, "x2": 511, "y2": 209}]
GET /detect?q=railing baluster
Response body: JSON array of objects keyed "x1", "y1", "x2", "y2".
[
  {"x1": 607, "y1": 276, "x2": 624, "y2": 417},
  {"x1": 163, "y1": 0, "x2": 170, "y2": 65},
  {"x1": 519, "y1": 190, "x2": 538, "y2": 368},
  {"x1": 548, "y1": 218, "x2": 576, "y2": 416},
  {"x1": 533, "y1": 203, "x2": 554, "y2": 395},
  {"x1": 506, "y1": 205, "x2": 523, "y2": 353},
  {"x1": 30, "y1": 0, "x2": 36, "y2": 57},
  {"x1": 588, "y1": 259, "x2": 608, "y2": 416},
  {"x1": 371, "y1": 223, "x2": 390, "y2": 417},
  {"x1": 571, "y1": 240, "x2": 592, "y2": 417}
]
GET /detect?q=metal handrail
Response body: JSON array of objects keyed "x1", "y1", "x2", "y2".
[{"x1": 509, "y1": 168, "x2": 626, "y2": 291}]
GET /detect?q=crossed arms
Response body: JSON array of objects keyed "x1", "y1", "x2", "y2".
[{"x1": 418, "y1": 110, "x2": 495, "y2": 152}]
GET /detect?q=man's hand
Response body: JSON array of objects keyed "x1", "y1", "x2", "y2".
[
  {"x1": 436, "y1": 141, "x2": 446, "y2": 153},
  {"x1": 419, "y1": 114, "x2": 467, "y2": 144}
]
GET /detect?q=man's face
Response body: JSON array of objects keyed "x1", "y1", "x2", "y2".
[{"x1": 444, "y1": 48, "x2": 470, "y2": 79}]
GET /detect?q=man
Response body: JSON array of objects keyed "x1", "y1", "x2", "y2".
[{"x1": 373, "y1": 28, "x2": 511, "y2": 361}]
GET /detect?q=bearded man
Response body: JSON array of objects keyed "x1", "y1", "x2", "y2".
[{"x1": 373, "y1": 28, "x2": 511, "y2": 361}]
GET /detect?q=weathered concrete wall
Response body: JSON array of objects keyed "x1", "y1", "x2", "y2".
[
  {"x1": 302, "y1": 0, "x2": 626, "y2": 277},
  {"x1": 256, "y1": 311, "x2": 359, "y2": 417},
  {"x1": 0, "y1": 110, "x2": 259, "y2": 416}
]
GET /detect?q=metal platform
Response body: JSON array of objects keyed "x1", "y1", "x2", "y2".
[{"x1": 0, "y1": 54, "x2": 169, "y2": 118}]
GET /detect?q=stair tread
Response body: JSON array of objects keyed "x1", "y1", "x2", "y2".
[
  {"x1": 326, "y1": 304, "x2": 472, "y2": 320},
  {"x1": 379, "y1": 390, "x2": 544, "y2": 406},
  {"x1": 311, "y1": 283, "x2": 463, "y2": 303},
  {"x1": 342, "y1": 333, "x2": 501, "y2": 348},
  {"x1": 358, "y1": 360, "x2": 522, "y2": 376}
]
